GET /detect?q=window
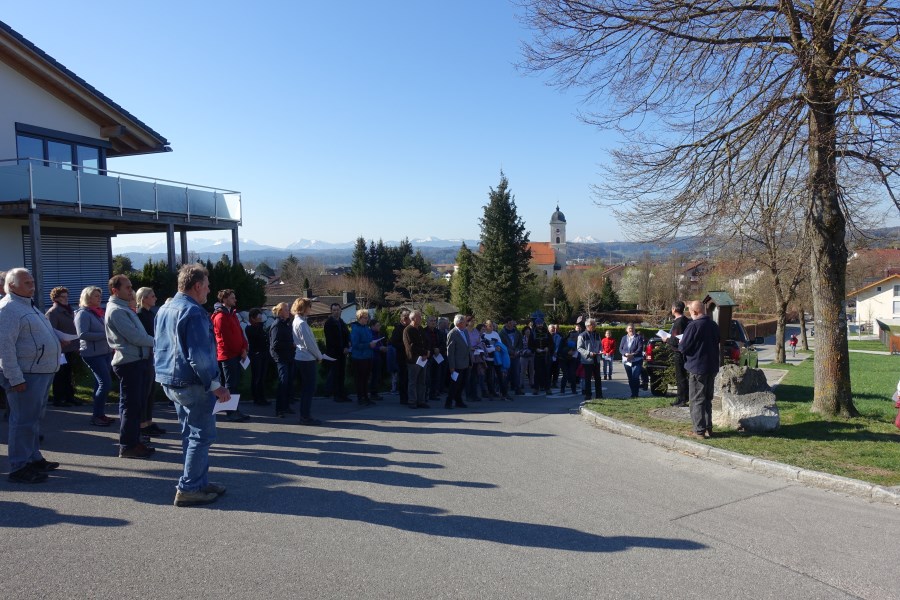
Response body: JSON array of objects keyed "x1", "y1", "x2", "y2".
[
  {"x1": 15, "y1": 124, "x2": 108, "y2": 173},
  {"x1": 894, "y1": 285, "x2": 899, "y2": 297}
]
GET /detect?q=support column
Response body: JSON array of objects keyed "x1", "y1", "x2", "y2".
[
  {"x1": 180, "y1": 230, "x2": 189, "y2": 265},
  {"x1": 231, "y1": 227, "x2": 240, "y2": 266},
  {"x1": 28, "y1": 211, "x2": 45, "y2": 310},
  {"x1": 166, "y1": 223, "x2": 177, "y2": 273}
]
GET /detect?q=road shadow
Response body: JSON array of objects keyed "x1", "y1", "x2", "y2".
[{"x1": 0, "y1": 499, "x2": 129, "y2": 529}]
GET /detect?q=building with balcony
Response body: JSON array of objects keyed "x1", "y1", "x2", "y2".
[{"x1": 0, "y1": 20, "x2": 241, "y2": 308}]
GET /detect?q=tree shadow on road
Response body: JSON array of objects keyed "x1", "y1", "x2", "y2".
[{"x1": 0, "y1": 500, "x2": 129, "y2": 529}]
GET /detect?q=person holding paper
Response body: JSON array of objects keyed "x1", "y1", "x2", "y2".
[
  {"x1": 390, "y1": 309, "x2": 411, "y2": 405},
  {"x1": 618, "y1": 324, "x2": 645, "y2": 398},
  {"x1": 668, "y1": 301, "x2": 691, "y2": 407},
  {"x1": 46, "y1": 286, "x2": 79, "y2": 407},
  {"x1": 0, "y1": 268, "x2": 61, "y2": 483},
  {"x1": 323, "y1": 302, "x2": 351, "y2": 403},
  {"x1": 292, "y1": 298, "x2": 324, "y2": 424},
  {"x1": 445, "y1": 314, "x2": 471, "y2": 408},
  {"x1": 155, "y1": 264, "x2": 230, "y2": 507},
  {"x1": 211, "y1": 289, "x2": 250, "y2": 423},
  {"x1": 350, "y1": 309, "x2": 377, "y2": 407},
  {"x1": 402, "y1": 310, "x2": 430, "y2": 408},
  {"x1": 577, "y1": 318, "x2": 603, "y2": 400},
  {"x1": 424, "y1": 315, "x2": 443, "y2": 401}
]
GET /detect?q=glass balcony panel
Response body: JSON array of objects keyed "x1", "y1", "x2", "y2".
[
  {"x1": 0, "y1": 164, "x2": 31, "y2": 202},
  {"x1": 120, "y1": 178, "x2": 156, "y2": 212},
  {"x1": 188, "y1": 188, "x2": 216, "y2": 218},
  {"x1": 219, "y1": 192, "x2": 241, "y2": 221},
  {"x1": 157, "y1": 184, "x2": 187, "y2": 214},
  {"x1": 80, "y1": 172, "x2": 119, "y2": 207},
  {"x1": 32, "y1": 167, "x2": 78, "y2": 204}
]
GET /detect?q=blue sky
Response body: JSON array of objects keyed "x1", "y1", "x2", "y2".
[{"x1": 3, "y1": 2, "x2": 621, "y2": 249}]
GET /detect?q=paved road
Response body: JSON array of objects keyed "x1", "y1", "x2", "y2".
[{"x1": 2, "y1": 390, "x2": 897, "y2": 600}]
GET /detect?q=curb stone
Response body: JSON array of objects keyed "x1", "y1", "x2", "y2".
[{"x1": 580, "y1": 407, "x2": 900, "y2": 506}]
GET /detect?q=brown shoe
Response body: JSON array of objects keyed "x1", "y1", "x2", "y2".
[
  {"x1": 174, "y1": 489, "x2": 219, "y2": 507},
  {"x1": 684, "y1": 430, "x2": 705, "y2": 439},
  {"x1": 119, "y1": 443, "x2": 155, "y2": 459}
]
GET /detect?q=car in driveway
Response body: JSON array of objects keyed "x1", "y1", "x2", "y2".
[{"x1": 643, "y1": 321, "x2": 764, "y2": 396}]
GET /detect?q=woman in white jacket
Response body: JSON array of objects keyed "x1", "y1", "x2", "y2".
[{"x1": 291, "y1": 298, "x2": 323, "y2": 426}]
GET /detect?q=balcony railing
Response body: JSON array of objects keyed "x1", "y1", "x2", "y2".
[{"x1": 0, "y1": 158, "x2": 241, "y2": 223}]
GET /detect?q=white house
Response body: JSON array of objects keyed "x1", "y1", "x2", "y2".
[
  {"x1": 0, "y1": 20, "x2": 241, "y2": 308},
  {"x1": 846, "y1": 274, "x2": 900, "y2": 332}
]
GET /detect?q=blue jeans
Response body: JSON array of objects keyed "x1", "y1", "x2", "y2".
[
  {"x1": 3, "y1": 372, "x2": 53, "y2": 471},
  {"x1": 602, "y1": 357, "x2": 613, "y2": 378},
  {"x1": 624, "y1": 360, "x2": 642, "y2": 397},
  {"x1": 163, "y1": 384, "x2": 217, "y2": 492},
  {"x1": 83, "y1": 354, "x2": 112, "y2": 418},
  {"x1": 295, "y1": 359, "x2": 317, "y2": 419}
]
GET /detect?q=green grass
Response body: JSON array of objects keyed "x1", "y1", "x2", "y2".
[
  {"x1": 585, "y1": 353, "x2": 900, "y2": 486},
  {"x1": 847, "y1": 339, "x2": 890, "y2": 352}
]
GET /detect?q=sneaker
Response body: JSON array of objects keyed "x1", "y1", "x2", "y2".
[
  {"x1": 28, "y1": 458, "x2": 60, "y2": 472},
  {"x1": 90, "y1": 415, "x2": 113, "y2": 427},
  {"x1": 8, "y1": 465, "x2": 48, "y2": 484},
  {"x1": 174, "y1": 489, "x2": 219, "y2": 507},
  {"x1": 119, "y1": 443, "x2": 156, "y2": 459},
  {"x1": 202, "y1": 482, "x2": 227, "y2": 496}
]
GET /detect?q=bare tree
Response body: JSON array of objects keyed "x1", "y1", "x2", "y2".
[
  {"x1": 521, "y1": 1, "x2": 900, "y2": 416},
  {"x1": 384, "y1": 268, "x2": 447, "y2": 312}
]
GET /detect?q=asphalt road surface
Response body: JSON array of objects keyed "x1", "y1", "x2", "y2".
[{"x1": 2, "y1": 387, "x2": 897, "y2": 600}]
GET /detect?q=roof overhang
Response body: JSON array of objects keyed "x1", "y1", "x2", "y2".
[{"x1": 0, "y1": 20, "x2": 170, "y2": 157}]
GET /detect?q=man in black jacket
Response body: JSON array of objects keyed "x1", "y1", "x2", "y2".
[
  {"x1": 669, "y1": 301, "x2": 691, "y2": 407},
  {"x1": 390, "y1": 309, "x2": 411, "y2": 404},
  {"x1": 323, "y1": 303, "x2": 351, "y2": 403}
]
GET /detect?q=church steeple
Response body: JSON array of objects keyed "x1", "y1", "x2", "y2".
[{"x1": 550, "y1": 204, "x2": 567, "y2": 268}]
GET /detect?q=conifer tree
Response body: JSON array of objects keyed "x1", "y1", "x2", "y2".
[
  {"x1": 350, "y1": 236, "x2": 368, "y2": 278},
  {"x1": 451, "y1": 242, "x2": 475, "y2": 315},
  {"x1": 597, "y1": 276, "x2": 620, "y2": 312},
  {"x1": 471, "y1": 173, "x2": 534, "y2": 319}
]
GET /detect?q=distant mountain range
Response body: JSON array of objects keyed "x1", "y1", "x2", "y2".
[{"x1": 115, "y1": 226, "x2": 899, "y2": 269}]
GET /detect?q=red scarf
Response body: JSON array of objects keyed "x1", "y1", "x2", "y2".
[{"x1": 87, "y1": 306, "x2": 105, "y2": 321}]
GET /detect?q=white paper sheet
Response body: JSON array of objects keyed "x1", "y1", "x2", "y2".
[
  {"x1": 240, "y1": 356, "x2": 250, "y2": 370},
  {"x1": 416, "y1": 356, "x2": 428, "y2": 368},
  {"x1": 434, "y1": 354, "x2": 444, "y2": 364},
  {"x1": 656, "y1": 330, "x2": 670, "y2": 341},
  {"x1": 213, "y1": 393, "x2": 240, "y2": 414},
  {"x1": 59, "y1": 353, "x2": 67, "y2": 365},
  {"x1": 450, "y1": 371, "x2": 459, "y2": 381}
]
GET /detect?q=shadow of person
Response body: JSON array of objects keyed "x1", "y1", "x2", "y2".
[{"x1": 0, "y1": 500, "x2": 129, "y2": 529}]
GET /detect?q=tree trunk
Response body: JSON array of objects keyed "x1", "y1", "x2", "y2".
[
  {"x1": 799, "y1": 307, "x2": 809, "y2": 351},
  {"x1": 806, "y1": 74, "x2": 858, "y2": 417},
  {"x1": 774, "y1": 307, "x2": 787, "y2": 364}
]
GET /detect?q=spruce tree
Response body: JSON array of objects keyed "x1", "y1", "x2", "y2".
[
  {"x1": 597, "y1": 276, "x2": 620, "y2": 312},
  {"x1": 350, "y1": 236, "x2": 368, "y2": 278},
  {"x1": 471, "y1": 173, "x2": 534, "y2": 319},
  {"x1": 451, "y1": 242, "x2": 475, "y2": 315}
]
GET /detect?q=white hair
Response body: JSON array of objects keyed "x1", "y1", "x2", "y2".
[
  {"x1": 4, "y1": 268, "x2": 29, "y2": 295},
  {"x1": 453, "y1": 314, "x2": 466, "y2": 326}
]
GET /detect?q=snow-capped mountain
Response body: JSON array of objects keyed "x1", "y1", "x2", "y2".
[
  {"x1": 570, "y1": 235, "x2": 601, "y2": 244},
  {"x1": 286, "y1": 239, "x2": 356, "y2": 250},
  {"x1": 194, "y1": 238, "x2": 281, "y2": 252}
]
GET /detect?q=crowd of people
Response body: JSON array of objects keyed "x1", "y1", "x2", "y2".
[{"x1": 0, "y1": 263, "x2": 713, "y2": 505}]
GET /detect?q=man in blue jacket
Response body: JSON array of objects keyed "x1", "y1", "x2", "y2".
[
  {"x1": 155, "y1": 265, "x2": 231, "y2": 507},
  {"x1": 678, "y1": 301, "x2": 721, "y2": 438}
]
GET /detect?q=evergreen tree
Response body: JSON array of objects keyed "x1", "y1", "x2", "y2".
[
  {"x1": 350, "y1": 236, "x2": 368, "y2": 278},
  {"x1": 451, "y1": 242, "x2": 475, "y2": 315},
  {"x1": 597, "y1": 276, "x2": 620, "y2": 312},
  {"x1": 471, "y1": 173, "x2": 535, "y2": 319},
  {"x1": 545, "y1": 276, "x2": 574, "y2": 323},
  {"x1": 112, "y1": 254, "x2": 133, "y2": 275}
]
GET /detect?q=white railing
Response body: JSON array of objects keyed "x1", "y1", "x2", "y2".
[{"x1": 0, "y1": 157, "x2": 241, "y2": 223}]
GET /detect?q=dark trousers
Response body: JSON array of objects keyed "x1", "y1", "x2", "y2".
[
  {"x1": 113, "y1": 359, "x2": 151, "y2": 449},
  {"x1": 624, "y1": 361, "x2": 642, "y2": 397},
  {"x1": 550, "y1": 357, "x2": 560, "y2": 387},
  {"x1": 673, "y1": 352, "x2": 689, "y2": 404},
  {"x1": 582, "y1": 360, "x2": 602, "y2": 399},
  {"x1": 249, "y1": 352, "x2": 268, "y2": 404},
  {"x1": 560, "y1": 360, "x2": 578, "y2": 393},
  {"x1": 370, "y1": 353, "x2": 383, "y2": 396},
  {"x1": 465, "y1": 363, "x2": 482, "y2": 401},
  {"x1": 324, "y1": 355, "x2": 347, "y2": 400},
  {"x1": 353, "y1": 358, "x2": 372, "y2": 402},
  {"x1": 142, "y1": 362, "x2": 157, "y2": 422},
  {"x1": 52, "y1": 352, "x2": 78, "y2": 404},
  {"x1": 295, "y1": 359, "x2": 317, "y2": 419},
  {"x1": 448, "y1": 368, "x2": 468, "y2": 405},
  {"x1": 534, "y1": 355, "x2": 550, "y2": 391},
  {"x1": 507, "y1": 356, "x2": 521, "y2": 394},
  {"x1": 397, "y1": 359, "x2": 409, "y2": 403},
  {"x1": 219, "y1": 356, "x2": 242, "y2": 394},
  {"x1": 275, "y1": 359, "x2": 294, "y2": 413},
  {"x1": 426, "y1": 358, "x2": 442, "y2": 399},
  {"x1": 689, "y1": 372, "x2": 716, "y2": 433}
]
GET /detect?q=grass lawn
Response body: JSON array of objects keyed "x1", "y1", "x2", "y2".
[
  {"x1": 847, "y1": 339, "x2": 890, "y2": 352},
  {"x1": 585, "y1": 353, "x2": 900, "y2": 487}
]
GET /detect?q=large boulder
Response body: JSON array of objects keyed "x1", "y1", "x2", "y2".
[{"x1": 713, "y1": 365, "x2": 780, "y2": 432}]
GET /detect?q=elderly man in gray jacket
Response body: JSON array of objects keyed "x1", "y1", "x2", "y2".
[
  {"x1": 105, "y1": 275, "x2": 156, "y2": 459},
  {"x1": 0, "y1": 268, "x2": 61, "y2": 483}
]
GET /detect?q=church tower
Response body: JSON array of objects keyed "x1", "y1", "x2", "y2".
[{"x1": 549, "y1": 204, "x2": 567, "y2": 269}]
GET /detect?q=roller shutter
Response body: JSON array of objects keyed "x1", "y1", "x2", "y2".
[{"x1": 23, "y1": 231, "x2": 111, "y2": 306}]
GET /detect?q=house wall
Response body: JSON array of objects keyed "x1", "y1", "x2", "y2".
[
  {"x1": 855, "y1": 283, "x2": 900, "y2": 329},
  {"x1": 0, "y1": 60, "x2": 106, "y2": 160},
  {"x1": 0, "y1": 219, "x2": 25, "y2": 268}
]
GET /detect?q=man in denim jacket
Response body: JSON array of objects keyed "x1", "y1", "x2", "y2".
[{"x1": 155, "y1": 265, "x2": 230, "y2": 507}]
